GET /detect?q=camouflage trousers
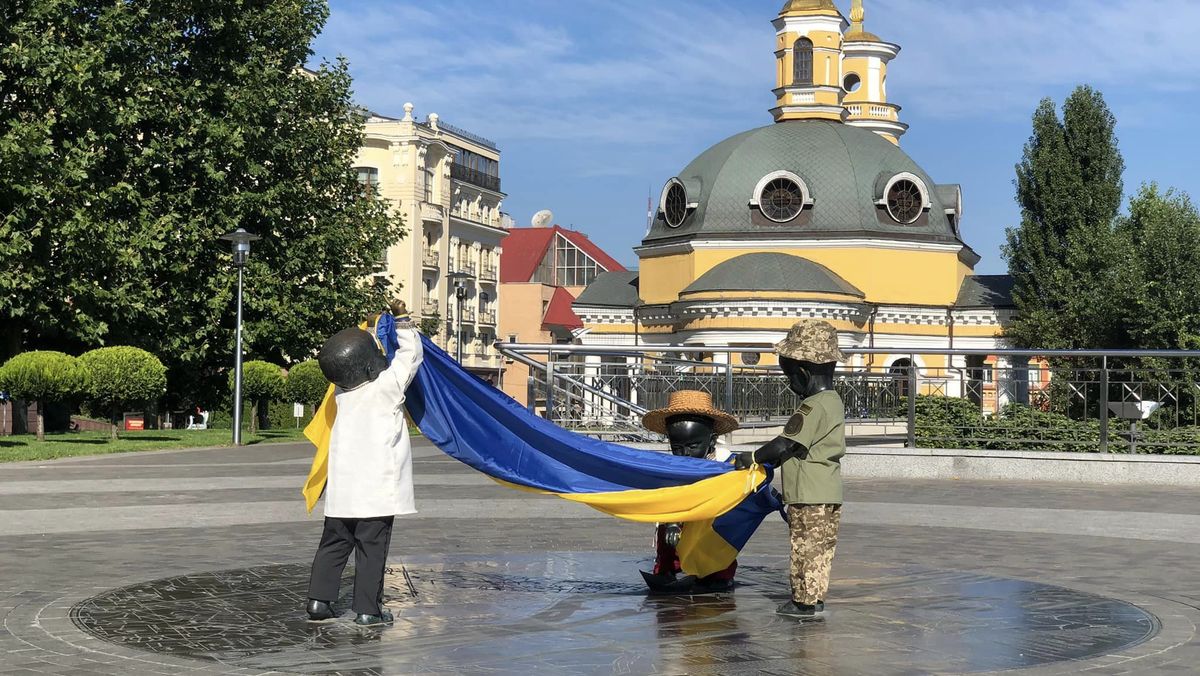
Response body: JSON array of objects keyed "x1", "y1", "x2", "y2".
[{"x1": 787, "y1": 504, "x2": 842, "y2": 605}]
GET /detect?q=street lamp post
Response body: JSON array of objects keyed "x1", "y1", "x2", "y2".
[
  {"x1": 219, "y1": 228, "x2": 261, "y2": 446},
  {"x1": 446, "y1": 272, "x2": 470, "y2": 363}
]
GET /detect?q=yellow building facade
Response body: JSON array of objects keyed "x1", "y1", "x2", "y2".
[
  {"x1": 573, "y1": 0, "x2": 1016, "y2": 392},
  {"x1": 355, "y1": 104, "x2": 509, "y2": 375}
]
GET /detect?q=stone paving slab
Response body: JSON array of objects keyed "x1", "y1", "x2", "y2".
[{"x1": 2, "y1": 441, "x2": 1200, "y2": 674}]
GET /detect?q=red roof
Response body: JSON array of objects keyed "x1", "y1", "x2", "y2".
[
  {"x1": 500, "y1": 225, "x2": 626, "y2": 284},
  {"x1": 542, "y1": 287, "x2": 583, "y2": 330}
]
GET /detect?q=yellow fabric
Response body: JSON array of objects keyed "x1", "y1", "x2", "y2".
[
  {"x1": 486, "y1": 468, "x2": 766, "y2": 577},
  {"x1": 302, "y1": 382, "x2": 337, "y2": 514}
]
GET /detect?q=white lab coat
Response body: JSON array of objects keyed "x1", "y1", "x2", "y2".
[{"x1": 324, "y1": 327, "x2": 424, "y2": 518}]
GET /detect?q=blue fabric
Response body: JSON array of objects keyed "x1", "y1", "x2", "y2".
[
  {"x1": 405, "y1": 336, "x2": 782, "y2": 549},
  {"x1": 376, "y1": 313, "x2": 399, "y2": 362}
]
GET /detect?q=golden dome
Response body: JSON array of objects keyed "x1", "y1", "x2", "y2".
[
  {"x1": 844, "y1": 29, "x2": 881, "y2": 42},
  {"x1": 779, "y1": 0, "x2": 840, "y2": 16}
]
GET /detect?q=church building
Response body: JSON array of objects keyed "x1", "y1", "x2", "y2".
[{"x1": 573, "y1": 0, "x2": 1016, "y2": 389}]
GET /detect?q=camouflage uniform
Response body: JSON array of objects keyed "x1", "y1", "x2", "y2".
[
  {"x1": 775, "y1": 319, "x2": 846, "y2": 607},
  {"x1": 787, "y1": 504, "x2": 841, "y2": 604}
]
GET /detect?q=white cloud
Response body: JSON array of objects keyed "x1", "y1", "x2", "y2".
[{"x1": 875, "y1": 0, "x2": 1200, "y2": 120}]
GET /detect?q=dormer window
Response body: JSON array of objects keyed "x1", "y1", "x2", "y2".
[
  {"x1": 750, "y1": 171, "x2": 813, "y2": 223},
  {"x1": 877, "y1": 172, "x2": 930, "y2": 225},
  {"x1": 661, "y1": 178, "x2": 690, "y2": 228}
]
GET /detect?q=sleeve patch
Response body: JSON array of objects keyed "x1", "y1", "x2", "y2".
[{"x1": 783, "y1": 413, "x2": 804, "y2": 436}]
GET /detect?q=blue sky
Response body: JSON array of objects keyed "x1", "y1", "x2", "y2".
[{"x1": 313, "y1": 0, "x2": 1200, "y2": 274}]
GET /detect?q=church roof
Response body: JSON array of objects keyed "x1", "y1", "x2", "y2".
[
  {"x1": 681, "y1": 253, "x2": 864, "y2": 298},
  {"x1": 573, "y1": 271, "x2": 640, "y2": 308},
  {"x1": 955, "y1": 275, "x2": 1015, "y2": 309},
  {"x1": 642, "y1": 120, "x2": 961, "y2": 247}
]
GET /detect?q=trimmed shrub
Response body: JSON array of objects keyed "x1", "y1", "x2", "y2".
[
  {"x1": 227, "y1": 361, "x2": 285, "y2": 433},
  {"x1": 285, "y1": 360, "x2": 329, "y2": 407},
  {"x1": 79, "y1": 347, "x2": 167, "y2": 439},
  {"x1": 0, "y1": 351, "x2": 89, "y2": 441}
]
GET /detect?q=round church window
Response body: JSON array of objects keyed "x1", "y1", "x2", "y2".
[
  {"x1": 759, "y1": 177, "x2": 805, "y2": 222},
  {"x1": 843, "y1": 73, "x2": 862, "y2": 93},
  {"x1": 663, "y1": 180, "x2": 688, "y2": 228},
  {"x1": 886, "y1": 179, "x2": 924, "y2": 224}
]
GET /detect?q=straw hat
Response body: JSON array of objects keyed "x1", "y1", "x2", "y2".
[
  {"x1": 775, "y1": 319, "x2": 845, "y2": 364},
  {"x1": 641, "y1": 390, "x2": 739, "y2": 436}
]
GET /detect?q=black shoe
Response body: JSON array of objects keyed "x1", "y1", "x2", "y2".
[
  {"x1": 776, "y1": 600, "x2": 824, "y2": 619},
  {"x1": 640, "y1": 569, "x2": 698, "y2": 595},
  {"x1": 306, "y1": 599, "x2": 335, "y2": 622},
  {"x1": 354, "y1": 610, "x2": 394, "y2": 626}
]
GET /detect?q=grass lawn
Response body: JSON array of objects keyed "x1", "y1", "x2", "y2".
[{"x1": 0, "y1": 427, "x2": 309, "y2": 463}]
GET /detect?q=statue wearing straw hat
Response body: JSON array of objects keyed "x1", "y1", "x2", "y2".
[
  {"x1": 734, "y1": 319, "x2": 847, "y2": 620},
  {"x1": 639, "y1": 389, "x2": 740, "y2": 594}
]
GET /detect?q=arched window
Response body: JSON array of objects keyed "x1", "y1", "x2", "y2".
[{"x1": 793, "y1": 38, "x2": 813, "y2": 86}]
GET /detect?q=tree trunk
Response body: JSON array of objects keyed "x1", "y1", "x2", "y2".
[
  {"x1": 35, "y1": 401, "x2": 44, "y2": 442},
  {"x1": 111, "y1": 412, "x2": 119, "y2": 441},
  {"x1": 250, "y1": 401, "x2": 259, "y2": 435}
]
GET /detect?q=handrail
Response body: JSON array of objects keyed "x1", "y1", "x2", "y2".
[{"x1": 497, "y1": 343, "x2": 1200, "y2": 359}]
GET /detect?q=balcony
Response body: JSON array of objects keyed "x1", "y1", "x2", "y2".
[
  {"x1": 479, "y1": 311, "x2": 496, "y2": 326},
  {"x1": 422, "y1": 299, "x2": 440, "y2": 317},
  {"x1": 422, "y1": 249, "x2": 439, "y2": 268},
  {"x1": 458, "y1": 308, "x2": 477, "y2": 323},
  {"x1": 845, "y1": 102, "x2": 900, "y2": 121},
  {"x1": 421, "y1": 203, "x2": 444, "y2": 223},
  {"x1": 479, "y1": 266, "x2": 498, "y2": 282},
  {"x1": 451, "y1": 262, "x2": 477, "y2": 277},
  {"x1": 451, "y1": 163, "x2": 501, "y2": 193}
]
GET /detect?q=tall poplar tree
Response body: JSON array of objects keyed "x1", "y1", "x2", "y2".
[
  {"x1": 1004, "y1": 86, "x2": 1127, "y2": 349},
  {"x1": 0, "y1": 1, "x2": 403, "y2": 403}
]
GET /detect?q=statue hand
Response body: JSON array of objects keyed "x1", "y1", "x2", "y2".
[{"x1": 733, "y1": 452, "x2": 755, "y2": 470}]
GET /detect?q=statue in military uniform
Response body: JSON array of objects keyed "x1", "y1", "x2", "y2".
[{"x1": 736, "y1": 319, "x2": 846, "y2": 619}]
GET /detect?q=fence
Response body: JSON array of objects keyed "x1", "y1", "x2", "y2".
[{"x1": 495, "y1": 344, "x2": 1200, "y2": 454}]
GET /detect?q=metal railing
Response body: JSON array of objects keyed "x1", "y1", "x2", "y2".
[
  {"x1": 480, "y1": 266, "x2": 498, "y2": 282},
  {"x1": 478, "y1": 311, "x2": 496, "y2": 326},
  {"x1": 450, "y1": 164, "x2": 501, "y2": 192},
  {"x1": 495, "y1": 343, "x2": 1200, "y2": 453},
  {"x1": 422, "y1": 249, "x2": 439, "y2": 268}
]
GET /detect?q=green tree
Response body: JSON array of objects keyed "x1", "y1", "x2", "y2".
[
  {"x1": 228, "y1": 360, "x2": 284, "y2": 434},
  {"x1": 0, "y1": 351, "x2": 88, "y2": 441},
  {"x1": 79, "y1": 346, "x2": 167, "y2": 440},
  {"x1": 1004, "y1": 85, "x2": 1127, "y2": 349},
  {"x1": 418, "y1": 311, "x2": 442, "y2": 340},
  {"x1": 1119, "y1": 185, "x2": 1200, "y2": 350},
  {"x1": 285, "y1": 359, "x2": 329, "y2": 409},
  {"x1": 0, "y1": 2, "x2": 403, "y2": 403}
]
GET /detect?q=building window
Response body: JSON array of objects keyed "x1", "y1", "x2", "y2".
[
  {"x1": 354, "y1": 167, "x2": 378, "y2": 198},
  {"x1": 553, "y1": 235, "x2": 602, "y2": 287},
  {"x1": 479, "y1": 291, "x2": 490, "y2": 312},
  {"x1": 793, "y1": 38, "x2": 813, "y2": 86},
  {"x1": 883, "y1": 175, "x2": 926, "y2": 224},
  {"x1": 759, "y1": 177, "x2": 806, "y2": 222},
  {"x1": 843, "y1": 72, "x2": 862, "y2": 93},
  {"x1": 662, "y1": 179, "x2": 688, "y2": 228}
]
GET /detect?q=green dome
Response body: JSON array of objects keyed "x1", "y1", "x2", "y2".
[
  {"x1": 682, "y1": 253, "x2": 863, "y2": 298},
  {"x1": 644, "y1": 120, "x2": 961, "y2": 245}
]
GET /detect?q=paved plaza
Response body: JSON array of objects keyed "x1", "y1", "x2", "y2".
[{"x1": 2, "y1": 442, "x2": 1200, "y2": 675}]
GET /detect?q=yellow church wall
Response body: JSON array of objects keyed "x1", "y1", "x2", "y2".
[{"x1": 640, "y1": 247, "x2": 965, "y2": 307}]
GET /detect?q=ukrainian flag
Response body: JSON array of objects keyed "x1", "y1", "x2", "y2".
[{"x1": 304, "y1": 335, "x2": 780, "y2": 577}]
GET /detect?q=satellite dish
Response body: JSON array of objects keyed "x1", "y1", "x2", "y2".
[{"x1": 531, "y1": 210, "x2": 554, "y2": 228}]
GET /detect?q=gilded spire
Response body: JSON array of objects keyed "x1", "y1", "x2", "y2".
[{"x1": 845, "y1": 0, "x2": 881, "y2": 42}]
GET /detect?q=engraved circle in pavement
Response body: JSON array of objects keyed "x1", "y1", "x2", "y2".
[{"x1": 70, "y1": 553, "x2": 1159, "y2": 675}]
